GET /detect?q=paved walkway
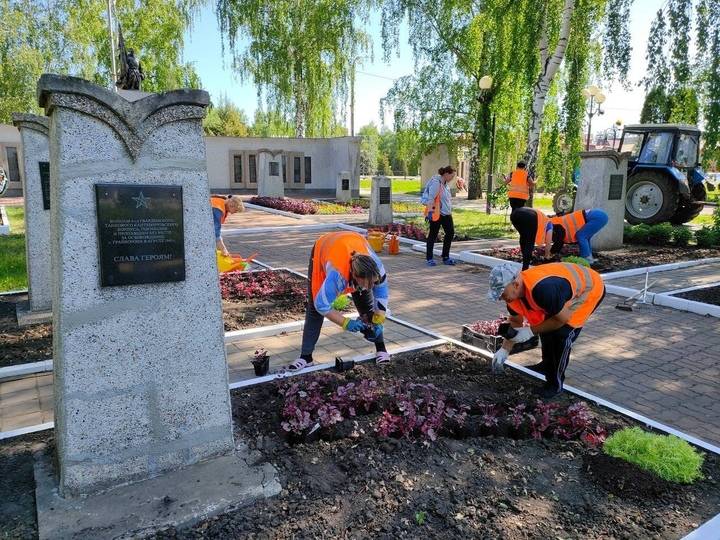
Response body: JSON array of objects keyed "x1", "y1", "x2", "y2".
[
  {"x1": 608, "y1": 262, "x2": 720, "y2": 293},
  {"x1": 227, "y1": 226, "x2": 720, "y2": 447}
]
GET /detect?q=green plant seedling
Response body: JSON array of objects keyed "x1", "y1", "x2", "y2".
[
  {"x1": 331, "y1": 294, "x2": 351, "y2": 311},
  {"x1": 415, "y1": 510, "x2": 427, "y2": 525},
  {"x1": 603, "y1": 427, "x2": 704, "y2": 484},
  {"x1": 561, "y1": 255, "x2": 591, "y2": 267}
]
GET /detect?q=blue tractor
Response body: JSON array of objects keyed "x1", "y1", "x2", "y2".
[{"x1": 618, "y1": 124, "x2": 710, "y2": 224}]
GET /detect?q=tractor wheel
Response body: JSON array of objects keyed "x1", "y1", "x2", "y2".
[
  {"x1": 552, "y1": 190, "x2": 575, "y2": 215},
  {"x1": 625, "y1": 171, "x2": 678, "y2": 225},
  {"x1": 670, "y1": 184, "x2": 706, "y2": 224}
]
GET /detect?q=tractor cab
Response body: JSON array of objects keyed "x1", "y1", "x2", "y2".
[{"x1": 618, "y1": 124, "x2": 707, "y2": 224}]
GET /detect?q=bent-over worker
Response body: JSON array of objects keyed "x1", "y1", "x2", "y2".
[
  {"x1": 487, "y1": 262, "x2": 605, "y2": 398},
  {"x1": 503, "y1": 160, "x2": 535, "y2": 210},
  {"x1": 211, "y1": 195, "x2": 244, "y2": 256},
  {"x1": 510, "y1": 207, "x2": 554, "y2": 270},
  {"x1": 550, "y1": 208, "x2": 609, "y2": 264},
  {"x1": 290, "y1": 231, "x2": 390, "y2": 371}
]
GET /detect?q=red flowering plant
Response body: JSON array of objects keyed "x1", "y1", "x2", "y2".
[
  {"x1": 249, "y1": 196, "x2": 319, "y2": 215},
  {"x1": 220, "y1": 270, "x2": 306, "y2": 302},
  {"x1": 367, "y1": 223, "x2": 426, "y2": 241}
]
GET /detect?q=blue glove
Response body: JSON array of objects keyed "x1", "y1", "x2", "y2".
[
  {"x1": 425, "y1": 214, "x2": 431, "y2": 223},
  {"x1": 363, "y1": 323, "x2": 384, "y2": 342},
  {"x1": 343, "y1": 317, "x2": 366, "y2": 333}
]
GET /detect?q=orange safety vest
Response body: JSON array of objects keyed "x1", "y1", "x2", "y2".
[
  {"x1": 423, "y1": 179, "x2": 442, "y2": 222},
  {"x1": 533, "y1": 208, "x2": 552, "y2": 245},
  {"x1": 507, "y1": 262, "x2": 604, "y2": 329},
  {"x1": 508, "y1": 169, "x2": 530, "y2": 200},
  {"x1": 210, "y1": 196, "x2": 228, "y2": 224},
  {"x1": 550, "y1": 210, "x2": 587, "y2": 243},
  {"x1": 311, "y1": 231, "x2": 372, "y2": 300}
]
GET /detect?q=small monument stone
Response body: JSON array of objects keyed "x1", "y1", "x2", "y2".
[
  {"x1": 336, "y1": 170, "x2": 351, "y2": 202},
  {"x1": 369, "y1": 175, "x2": 393, "y2": 226},
  {"x1": 257, "y1": 150, "x2": 285, "y2": 197},
  {"x1": 12, "y1": 113, "x2": 52, "y2": 315},
  {"x1": 574, "y1": 150, "x2": 630, "y2": 250}
]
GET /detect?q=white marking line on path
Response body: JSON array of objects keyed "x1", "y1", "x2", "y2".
[
  {"x1": 243, "y1": 202, "x2": 306, "y2": 220},
  {"x1": 601, "y1": 257, "x2": 720, "y2": 281},
  {"x1": 0, "y1": 422, "x2": 54, "y2": 441},
  {"x1": 0, "y1": 360, "x2": 53, "y2": 380},
  {"x1": 682, "y1": 512, "x2": 720, "y2": 540}
]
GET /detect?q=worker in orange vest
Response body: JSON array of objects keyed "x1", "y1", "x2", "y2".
[
  {"x1": 422, "y1": 165, "x2": 466, "y2": 266},
  {"x1": 289, "y1": 231, "x2": 391, "y2": 371},
  {"x1": 211, "y1": 195, "x2": 244, "y2": 256},
  {"x1": 510, "y1": 207, "x2": 554, "y2": 270},
  {"x1": 487, "y1": 261, "x2": 605, "y2": 398},
  {"x1": 550, "y1": 209, "x2": 609, "y2": 265},
  {"x1": 503, "y1": 160, "x2": 535, "y2": 210}
]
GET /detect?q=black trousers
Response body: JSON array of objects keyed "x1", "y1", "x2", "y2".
[
  {"x1": 509, "y1": 197, "x2": 527, "y2": 211},
  {"x1": 426, "y1": 214, "x2": 454, "y2": 260},
  {"x1": 534, "y1": 288, "x2": 606, "y2": 391},
  {"x1": 301, "y1": 248, "x2": 385, "y2": 357},
  {"x1": 510, "y1": 207, "x2": 538, "y2": 270}
]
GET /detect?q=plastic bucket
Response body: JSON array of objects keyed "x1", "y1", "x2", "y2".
[
  {"x1": 216, "y1": 250, "x2": 247, "y2": 273},
  {"x1": 367, "y1": 233, "x2": 385, "y2": 253}
]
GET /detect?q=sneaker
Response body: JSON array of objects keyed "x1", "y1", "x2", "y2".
[
  {"x1": 534, "y1": 385, "x2": 562, "y2": 399},
  {"x1": 442, "y1": 258, "x2": 457, "y2": 266},
  {"x1": 426, "y1": 259, "x2": 437, "y2": 267},
  {"x1": 526, "y1": 362, "x2": 546, "y2": 374},
  {"x1": 288, "y1": 358, "x2": 313, "y2": 371}
]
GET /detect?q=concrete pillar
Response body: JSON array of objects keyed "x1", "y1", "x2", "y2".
[
  {"x1": 12, "y1": 113, "x2": 51, "y2": 312},
  {"x1": 38, "y1": 74, "x2": 234, "y2": 496},
  {"x1": 336, "y1": 170, "x2": 351, "y2": 202},
  {"x1": 369, "y1": 175, "x2": 393, "y2": 226},
  {"x1": 257, "y1": 150, "x2": 284, "y2": 197},
  {"x1": 574, "y1": 150, "x2": 630, "y2": 250}
]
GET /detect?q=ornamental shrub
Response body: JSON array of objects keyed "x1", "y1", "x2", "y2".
[
  {"x1": 695, "y1": 226, "x2": 719, "y2": 248},
  {"x1": 672, "y1": 226, "x2": 692, "y2": 247},
  {"x1": 603, "y1": 427, "x2": 704, "y2": 484},
  {"x1": 561, "y1": 255, "x2": 590, "y2": 267},
  {"x1": 646, "y1": 222, "x2": 673, "y2": 245},
  {"x1": 623, "y1": 225, "x2": 635, "y2": 243},
  {"x1": 626, "y1": 223, "x2": 651, "y2": 244}
]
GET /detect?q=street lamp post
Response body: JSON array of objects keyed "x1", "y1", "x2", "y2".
[
  {"x1": 479, "y1": 75, "x2": 494, "y2": 215},
  {"x1": 582, "y1": 85, "x2": 606, "y2": 151}
]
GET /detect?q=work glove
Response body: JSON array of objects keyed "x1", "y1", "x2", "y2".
[
  {"x1": 492, "y1": 348, "x2": 509, "y2": 374},
  {"x1": 371, "y1": 312, "x2": 386, "y2": 325},
  {"x1": 363, "y1": 323, "x2": 384, "y2": 343},
  {"x1": 510, "y1": 327, "x2": 535, "y2": 344},
  {"x1": 343, "y1": 317, "x2": 366, "y2": 333}
]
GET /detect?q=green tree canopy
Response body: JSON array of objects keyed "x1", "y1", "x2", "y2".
[
  {"x1": 216, "y1": 0, "x2": 370, "y2": 137},
  {"x1": 203, "y1": 95, "x2": 250, "y2": 137}
]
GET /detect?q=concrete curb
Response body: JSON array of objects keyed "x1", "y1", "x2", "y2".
[{"x1": 0, "y1": 205, "x2": 11, "y2": 235}]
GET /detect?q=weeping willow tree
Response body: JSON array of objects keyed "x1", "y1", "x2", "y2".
[
  {"x1": 695, "y1": 0, "x2": 720, "y2": 165},
  {"x1": 216, "y1": 0, "x2": 370, "y2": 137},
  {"x1": 380, "y1": 0, "x2": 542, "y2": 199}
]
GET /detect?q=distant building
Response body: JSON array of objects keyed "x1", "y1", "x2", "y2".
[
  {"x1": 0, "y1": 124, "x2": 360, "y2": 198},
  {"x1": 420, "y1": 144, "x2": 471, "y2": 187},
  {"x1": 0, "y1": 124, "x2": 23, "y2": 196}
]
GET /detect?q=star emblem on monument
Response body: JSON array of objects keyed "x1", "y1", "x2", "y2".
[{"x1": 132, "y1": 191, "x2": 150, "y2": 209}]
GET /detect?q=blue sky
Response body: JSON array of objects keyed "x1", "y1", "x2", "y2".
[{"x1": 183, "y1": 0, "x2": 663, "y2": 133}]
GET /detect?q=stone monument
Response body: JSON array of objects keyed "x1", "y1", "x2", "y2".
[
  {"x1": 574, "y1": 149, "x2": 630, "y2": 250},
  {"x1": 369, "y1": 175, "x2": 393, "y2": 226},
  {"x1": 12, "y1": 113, "x2": 52, "y2": 321},
  {"x1": 257, "y1": 149, "x2": 285, "y2": 197},
  {"x1": 34, "y1": 74, "x2": 278, "y2": 537},
  {"x1": 336, "y1": 170, "x2": 352, "y2": 202}
]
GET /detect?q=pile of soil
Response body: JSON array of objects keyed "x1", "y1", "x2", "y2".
[
  {"x1": 151, "y1": 347, "x2": 719, "y2": 539},
  {"x1": 675, "y1": 285, "x2": 720, "y2": 306},
  {"x1": 483, "y1": 245, "x2": 720, "y2": 273},
  {"x1": 0, "y1": 295, "x2": 52, "y2": 368}
]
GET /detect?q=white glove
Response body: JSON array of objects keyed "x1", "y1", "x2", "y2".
[
  {"x1": 511, "y1": 327, "x2": 535, "y2": 344},
  {"x1": 492, "y1": 348, "x2": 509, "y2": 374}
]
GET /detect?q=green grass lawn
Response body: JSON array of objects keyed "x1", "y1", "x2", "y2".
[
  {"x1": 407, "y1": 208, "x2": 516, "y2": 239},
  {"x1": 360, "y1": 177, "x2": 421, "y2": 195},
  {"x1": 0, "y1": 206, "x2": 27, "y2": 292}
]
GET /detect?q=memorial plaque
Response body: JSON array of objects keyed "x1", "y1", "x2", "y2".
[
  {"x1": 608, "y1": 174, "x2": 624, "y2": 200},
  {"x1": 269, "y1": 161, "x2": 280, "y2": 177},
  {"x1": 379, "y1": 186, "x2": 391, "y2": 205},
  {"x1": 39, "y1": 161, "x2": 51, "y2": 210},
  {"x1": 95, "y1": 184, "x2": 185, "y2": 286},
  {"x1": 341, "y1": 178, "x2": 349, "y2": 191}
]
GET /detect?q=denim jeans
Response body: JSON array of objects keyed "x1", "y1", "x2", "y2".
[{"x1": 576, "y1": 209, "x2": 608, "y2": 258}]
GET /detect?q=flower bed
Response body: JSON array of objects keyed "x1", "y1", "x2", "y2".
[
  {"x1": 462, "y1": 317, "x2": 538, "y2": 355},
  {"x1": 249, "y1": 196, "x2": 425, "y2": 216},
  {"x1": 220, "y1": 270, "x2": 308, "y2": 330},
  {"x1": 248, "y1": 196, "x2": 319, "y2": 215},
  {"x1": 0, "y1": 295, "x2": 52, "y2": 369},
  {"x1": 481, "y1": 245, "x2": 720, "y2": 273},
  {"x1": 357, "y1": 222, "x2": 427, "y2": 240},
  {"x1": 150, "y1": 345, "x2": 720, "y2": 538},
  {"x1": 673, "y1": 284, "x2": 720, "y2": 306}
]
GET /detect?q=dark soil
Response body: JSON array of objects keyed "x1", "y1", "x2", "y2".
[
  {"x1": 223, "y1": 297, "x2": 306, "y2": 331},
  {"x1": 483, "y1": 245, "x2": 720, "y2": 274},
  {"x1": 675, "y1": 285, "x2": 720, "y2": 306},
  {"x1": 0, "y1": 295, "x2": 52, "y2": 368},
  {"x1": 583, "y1": 452, "x2": 679, "y2": 500},
  {"x1": 151, "y1": 347, "x2": 720, "y2": 539}
]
